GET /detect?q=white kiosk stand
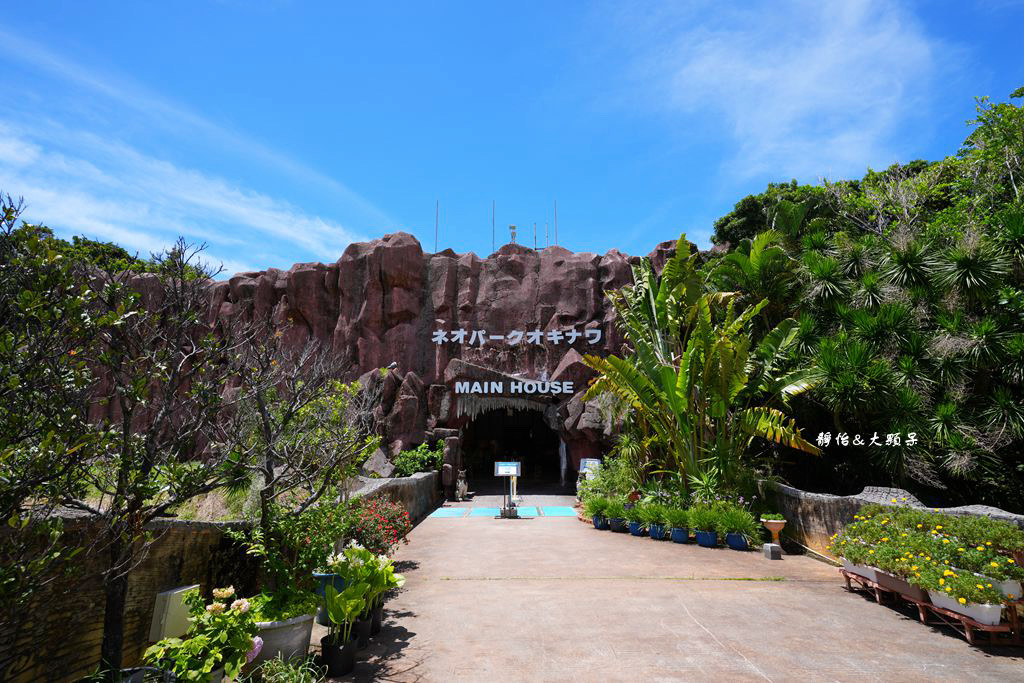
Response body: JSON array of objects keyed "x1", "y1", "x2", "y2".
[{"x1": 494, "y1": 461, "x2": 522, "y2": 518}]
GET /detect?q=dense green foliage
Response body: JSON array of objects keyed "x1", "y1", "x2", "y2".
[
  {"x1": 392, "y1": 442, "x2": 444, "y2": 477},
  {"x1": 706, "y1": 88, "x2": 1024, "y2": 511}
]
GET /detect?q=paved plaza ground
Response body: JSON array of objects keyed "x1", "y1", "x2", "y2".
[{"x1": 315, "y1": 494, "x2": 1024, "y2": 682}]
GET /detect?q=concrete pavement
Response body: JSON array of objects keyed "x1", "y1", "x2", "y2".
[{"x1": 317, "y1": 496, "x2": 1024, "y2": 682}]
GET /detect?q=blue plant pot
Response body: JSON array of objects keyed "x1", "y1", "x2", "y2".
[
  {"x1": 313, "y1": 572, "x2": 346, "y2": 626},
  {"x1": 609, "y1": 517, "x2": 627, "y2": 533},
  {"x1": 726, "y1": 532, "x2": 750, "y2": 551},
  {"x1": 695, "y1": 530, "x2": 718, "y2": 547},
  {"x1": 628, "y1": 521, "x2": 646, "y2": 536},
  {"x1": 592, "y1": 515, "x2": 609, "y2": 530},
  {"x1": 670, "y1": 527, "x2": 690, "y2": 544},
  {"x1": 648, "y1": 523, "x2": 666, "y2": 540}
]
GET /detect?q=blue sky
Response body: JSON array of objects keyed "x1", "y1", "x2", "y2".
[{"x1": 1, "y1": 1, "x2": 1021, "y2": 275}]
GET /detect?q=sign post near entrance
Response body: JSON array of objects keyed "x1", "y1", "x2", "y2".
[{"x1": 494, "y1": 461, "x2": 522, "y2": 518}]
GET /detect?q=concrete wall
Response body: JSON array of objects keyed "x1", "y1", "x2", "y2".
[
  {"x1": 1, "y1": 518, "x2": 252, "y2": 683},
  {"x1": 1, "y1": 472, "x2": 439, "y2": 683},
  {"x1": 350, "y1": 470, "x2": 441, "y2": 524},
  {"x1": 762, "y1": 481, "x2": 1024, "y2": 558}
]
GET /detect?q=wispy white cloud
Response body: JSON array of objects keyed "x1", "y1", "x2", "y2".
[
  {"x1": 608, "y1": 0, "x2": 948, "y2": 181},
  {"x1": 0, "y1": 29, "x2": 392, "y2": 275}
]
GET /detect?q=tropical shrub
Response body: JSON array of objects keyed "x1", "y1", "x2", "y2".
[
  {"x1": 716, "y1": 504, "x2": 760, "y2": 540},
  {"x1": 665, "y1": 508, "x2": 689, "y2": 529},
  {"x1": 605, "y1": 500, "x2": 626, "y2": 521},
  {"x1": 346, "y1": 497, "x2": 412, "y2": 556},
  {"x1": 582, "y1": 496, "x2": 610, "y2": 519},
  {"x1": 392, "y1": 442, "x2": 444, "y2": 477},
  {"x1": 625, "y1": 504, "x2": 646, "y2": 524},
  {"x1": 687, "y1": 505, "x2": 719, "y2": 533}
]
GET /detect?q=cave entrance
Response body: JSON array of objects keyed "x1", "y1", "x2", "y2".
[{"x1": 460, "y1": 407, "x2": 565, "y2": 494}]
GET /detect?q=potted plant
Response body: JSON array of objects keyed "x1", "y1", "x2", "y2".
[
  {"x1": 644, "y1": 504, "x2": 669, "y2": 540},
  {"x1": 910, "y1": 564, "x2": 1005, "y2": 626},
  {"x1": 606, "y1": 500, "x2": 628, "y2": 533},
  {"x1": 626, "y1": 504, "x2": 647, "y2": 537},
  {"x1": 718, "y1": 505, "x2": 758, "y2": 551},
  {"x1": 313, "y1": 552, "x2": 347, "y2": 626},
  {"x1": 583, "y1": 496, "x2": 611, "y2": 530},
  {"x1": 143, "y1": 587, "x2": 263, "y2": 683},
  {"x1": 760, "y1": 513, "x2": 787, "y2": 545},
  {"x1": 666, "y1": 508, "x2": 690, "y2": 544},
  {"x1": 321, "y1": 582, "x2": 367, "y2": 676},
  {"x1": 689, "y1": 505, "x2": 719, "y2": 548}
]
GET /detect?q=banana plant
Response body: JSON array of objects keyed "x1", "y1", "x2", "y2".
[{"x1": 585, "y1": 234, "x2": 820, "y2": 496}]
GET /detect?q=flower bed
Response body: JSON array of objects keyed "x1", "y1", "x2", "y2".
[{"x1": 828, "y1": 504, "x2": 1024, "y2": 624}]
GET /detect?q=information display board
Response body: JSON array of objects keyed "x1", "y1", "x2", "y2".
[
  {"x1": 579, "y1": 458, "x2": 601, "y2": 475},
  {"x1": 494, "y1": 461, "x2": 521, "y2": 477}
]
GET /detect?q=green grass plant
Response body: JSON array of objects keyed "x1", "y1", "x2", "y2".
[{"x1": 665, "y1": 508, "x2": 689, "y2": 529}]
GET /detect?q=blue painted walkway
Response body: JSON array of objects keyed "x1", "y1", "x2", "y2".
[{"x1": 427, "y1": 506, "x2": 579, "y2": 519}]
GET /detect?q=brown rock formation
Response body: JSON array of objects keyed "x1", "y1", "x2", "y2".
[{"x1": 211, "y1": 232, "x2": 680, "y2": 476}]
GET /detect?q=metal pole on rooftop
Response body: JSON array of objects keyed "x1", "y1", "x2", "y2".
[
  {"x1": 534, "y1": 222, "x2": 537, "y2": 250},
  {"x1": 554, "y1": 200, "x2": 558, "y2": 246}
]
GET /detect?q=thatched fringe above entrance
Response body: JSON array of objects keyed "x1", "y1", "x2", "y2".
[{"x1": 455, "y1": 395, "x2": 545, "y2": 420}]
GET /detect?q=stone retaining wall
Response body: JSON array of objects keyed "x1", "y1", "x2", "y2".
[
  {"x1": 1, "y1": 472, "x2": 440, "y2": 682},
  {"x1": 761, "y1": 481, "x2": 1024, "y2": 558}
]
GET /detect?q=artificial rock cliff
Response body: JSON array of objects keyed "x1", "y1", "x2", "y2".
[{"x1": 208, "y1": 232, "x2": 678, "y2": 479}]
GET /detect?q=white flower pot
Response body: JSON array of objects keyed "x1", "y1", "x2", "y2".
[
  {"x1": 250, "y1": 612, "x2": 314, "y2": 666},
  {"x1": 842, "y1": 558, "x2": 880, "y2": 583},
  {"x1": 953, "y1": 567, "x2": 1022, "y2": 600},
  {"x1": 927, "y1": 590, "x2": 1003, "y2": 626}
]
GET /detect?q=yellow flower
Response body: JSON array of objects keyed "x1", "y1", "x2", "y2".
[
  {"x1": 936, "y1": 525, "x2": 943, "y2": 530},
  {"x1": 911, "y1": 565, "x2": 919, "y2": 571},
  {"x1": 939, "y1": 578, "x2": 945, "y2": 585},
  {"x1": 943, "y1": 570, "x2": 954, "y2": 576},
  {"x1": 881, "y1": 537, "x2": 889, "y2": 542},
  {"x1": 958, "y1": 598, "x2": 967, "y2": 605},
  {"x1": 942, "y1": 539, "x2": 950, "y2": 544},
  {"x1": 891, "y1": 498, "x2": 898, "y2": 503},
  {"x1": 901, "y1": 533, "x2": 907, "y2": 537},
  {"x1": 945, "y1": 586, "x2": 952, "y2": 592},
  {"x1": 916, "y1": 524, "x2": 923, "y2": 528},
  {"x1": 991, "y1": 562, "x2": 1000, "y2": 568},
  {"x1": 1009, "y1": 559, "x2": 1016, "y2": 564},
  {"x1": 977, "y1": 546, "x2": 984, "y2": 551},
  {"x1": 985, "y1": 541, "x2": 992, "y2": 546},
  {"x1": 976, "y1": 584, "x2": 984, "y2": 589},
  {"x1": 926, "y1": 556, "x2": 932, "y2": 561},
  {"x1": 957, "y1": 548, "x2": 965, "y2": 552},
  {"x1": 869, "y1": 549, "x2": 875, "y2": 554},
  {"x1": 987, "y1": 583, "x2": 992, "y2": 588}
]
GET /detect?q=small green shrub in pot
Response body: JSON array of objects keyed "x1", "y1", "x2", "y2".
[
  {"x1": 582, "y1": 496, "x2": 610, "y2": 519},
  {"x1": 717, "y1": 505, "x2": 759, "y2": 540},
  {"x1": 605, "y1": 500, "x2": 626, "y2": 521},
  {"x1": 665, "y1": 508, "x2": 689, "y2": 529},
  {"x1": 687, "y1": 505, "x2": 718, "y2": 532},
  {"x1": 760, "y1": 513, "x2": 785, "y2": 521},
  {"x1": 626, "y1": 504, "x2": 646, "y2": 524}
]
